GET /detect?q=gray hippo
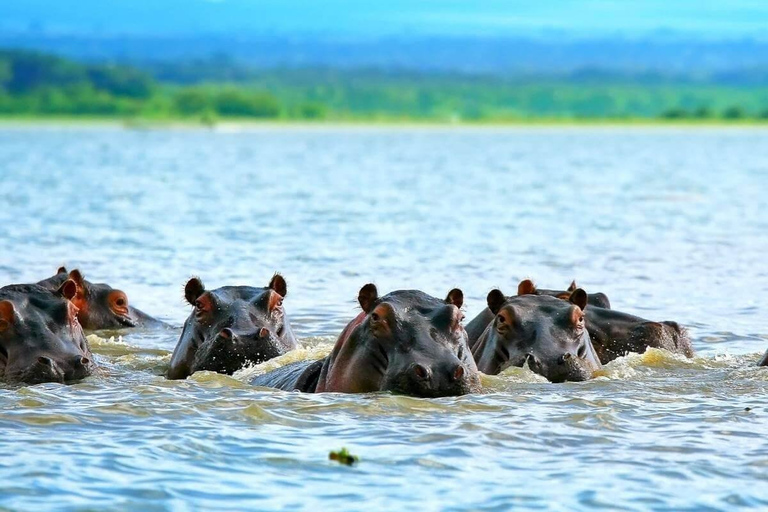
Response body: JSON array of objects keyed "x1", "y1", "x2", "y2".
[
  {"x1": 167, "y1": 274, "x2": 298, "y2": 380},
  {"x1": 532, "y1": 283, "x2": 693, "y2": 363},
  {"x1": 533, "y1": 280, "x2": 611, "y2": 309},
  {"x1": 469, "y1": 286, "x2": 602, "y2": 382},
  {"x1": 465, "y1": 279, "x2": 609, "y2": 346},
  {"x1": 38, "y1": 267, "x2": 162, "y2": 330},
  {"x1": 0, "y1": 281, "x2": 96, "y2": 384},
  {"x1": 251, "y1": 284, "x2": 481, "y2": 397}
]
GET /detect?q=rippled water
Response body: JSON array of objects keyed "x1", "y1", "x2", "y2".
[{"x1": 1, "y1": 125, "x2": 767, "y2": 510}]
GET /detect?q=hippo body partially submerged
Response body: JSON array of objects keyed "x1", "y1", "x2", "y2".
[
  {"x1": 252, "y1": 285, "x2": 481, "y2": 397},
  {"x1": 469, "y1": 286, "x2": 602, "y2": 382},
  {"x1": 524, "y1": 280, "x2": 692, "y2": 363},
  {"x1": 583, "y1": 306, "x2": 692, "y2": 363},
  {"x1": 535, "y1": 280, "x2": 611, "y2": 309},
  {"x1": 38, "y1": 267, "x2": 162, "y2": 330},
  {"x1": 167, "y1": 274, "x2": 298, "y2": 380},
  {"x1": 0, "y1": 282, "x2": 95, "y2": 384}
]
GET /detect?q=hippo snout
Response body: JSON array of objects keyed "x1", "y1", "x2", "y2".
[{"x1": 395, "y1": 359, "x2": 474, "y2": 398}]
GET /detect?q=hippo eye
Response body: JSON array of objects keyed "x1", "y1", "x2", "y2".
[
  {"x1": 371, "y1": 312, "x2": 380, "y2": 322},
  {"x1": 457, "y1": 345, "x2": 464, "y2": 360}
]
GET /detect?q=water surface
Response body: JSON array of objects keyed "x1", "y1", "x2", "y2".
[{"x1": 1, "y1": 125, "x2": 767, "y2": 510}]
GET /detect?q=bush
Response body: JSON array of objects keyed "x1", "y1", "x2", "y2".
[
  {"x1": 722, "y1": 106, "x2": 745, "y2": 119},
  {"x1": 297, "y1": 102, "x2": 327, "y2": 119},
  {"x1": 661, "y1": 108, "x2": 688, "y2": 119},
  {"x1": 174, "y1": 88, "x2": 212, "y2": 115},
  {"x1": 214, "y1": 89, "x2": 280, "y2": 118}
]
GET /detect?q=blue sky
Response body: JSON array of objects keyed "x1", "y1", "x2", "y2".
[{"x1": 2, "y1": 0, "x2": 767, "y2": 38}]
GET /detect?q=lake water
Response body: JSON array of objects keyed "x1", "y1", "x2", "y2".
[{"x1": 1, "y1": 125, "x2": 767, "y2": 510}]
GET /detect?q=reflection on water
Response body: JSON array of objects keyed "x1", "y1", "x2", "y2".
[{"x1": 1, "y1": 126, "x2": 768, "y2": 510}]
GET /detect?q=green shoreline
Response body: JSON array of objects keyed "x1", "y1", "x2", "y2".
[{"x1": 2, "y1": 116, "x2": 767, "y2": 129}]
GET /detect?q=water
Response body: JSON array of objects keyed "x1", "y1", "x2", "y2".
[{"x1": 1, "y1": 125, "x2": 767, "y2": 510}]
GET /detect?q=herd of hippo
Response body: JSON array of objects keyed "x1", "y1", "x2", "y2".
[{"x1": 0, "y1": 266, "x2": 756, "y2": 395}]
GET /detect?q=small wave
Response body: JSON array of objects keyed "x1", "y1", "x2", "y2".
[{"x1": 232, "y1": 336, "x2": 336, "y2": 382}]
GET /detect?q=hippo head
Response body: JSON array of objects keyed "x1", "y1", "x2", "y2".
[
  {"x1": 472, "y1": 283, "x2": 601, "y2": 382},
  {"x1": 39, "y1": 267, "x2": 153, "y2": 330},
  {"x1": 178, "y1": 274, "x2": 298, "y2": 375},
  {"x1": 0, "y1": 282, "x2": 95, "y2": 384},
  {"x1": 518, "y1": 279, "x2": 611, "y2": 310},
  {"x1": 316, "y1": 285, "x2": 481, "y2": 397}
]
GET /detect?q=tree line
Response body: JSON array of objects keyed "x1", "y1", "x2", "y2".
[{"x1": 1, "y1": 49, "x2": 767, "y2": 122}]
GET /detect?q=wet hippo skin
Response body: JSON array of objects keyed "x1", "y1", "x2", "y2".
[
  {"x1": 252, "y1": 284, "x2": 481, "y2": 397},
  {"x1": 0, "y1": 281, "x2": 96, "y2": 384},
  {"x1": 167, "y1": 274, "x2": 298, "y2": 380}
]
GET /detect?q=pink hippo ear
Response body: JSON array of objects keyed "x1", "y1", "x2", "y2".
[
  {"x1": 55, "y1": 279, "x2": 78, "y2": 301},
  {"x1": 269, "y1": 273, "x2": 287, "y2": 298},
  {"x1": 184, "y1": 277, "x2": 205, "y2": 305},
  {"x1": 444, "y1": 288, "x2": 464, "y2": 310},
  {"x1": 486, "y1": 289, "x2": 507, "y2": 315},
  {"x1": 569, "y1": 288, "x2": 589, "y2": 311},
  {"x1": 517, "y1": 279, "x2": 537, "y2": 296},
  {"x1": 0, "y1": 300, "x2": 15, "y2": 330},
  {"x1": 567, "y1": 280, "x2": 578, "y2": 292},
  {"x1": 68, "y1": 269, "x2": 86, "y2": 287},
  {"x1": 57, "y1": 266, "x2": 68, "y2": 275},
  {"x1": 358, "y1": 283, "x2": 378, "y2": 313}
]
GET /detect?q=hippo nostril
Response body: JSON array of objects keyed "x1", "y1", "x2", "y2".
[
  {"x1": 79, "y1": 357, "x2": 90, "y2": 367},
  {"x1": 560, "y1": 353, "x2": 573, "y2": 365},
  {"x1": 219, "y1": 328, "x2": 233, "y2": 340},
  {"x1": 259, "y1": 327, "x2": 270, "y2": 338},
  {"x1": 452, "y1": 365, "x2": 464, "y2": 381},
  {"x1": 577, "y1": 345, "x2": 587, "y2": 359},
  {"x1": 414, "y1": 364, "x2": 429, "y2": 380}
]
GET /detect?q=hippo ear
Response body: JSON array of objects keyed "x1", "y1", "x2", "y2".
[
  {"x1": 569, "y1": 288, "x2": 588, "y2": 311},
  {"x1": 57, "y1": 266, "x2": 68, "y2": 275},
  {"x1": 567, "y1": 280, "x2": 578, "y2": 292},
  {"x1": 184, "y1": 277, "x2": 206, "y2": 305},
  {"x1": 0, "y1": 300, "x2": 15, "y2": 329},
  {"x1": 55, "y1": 279, "x2": 78, "y2": 301},
  {"x1": 444, "y1": 288, "x2": 463, "y2": 310},
  {"x1": 68, "y1": 269, "x2": 85, "y2": 287},
  {"x1": 269, "y1": 273, "x2": 287, "y2": 297},
  {"x1": 487, "y1": 289, "x2": 507, "y2": 315},
  {"x1": 517, "y1": 279, "x2": 537, "y2": 296},
  {"x1": 358, "y1": 283, "x2": 378, "y2": 313}
]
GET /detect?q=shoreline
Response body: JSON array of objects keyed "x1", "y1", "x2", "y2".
[{"x1": 1, "y1": 117, "x2": 768, "y2": 131}]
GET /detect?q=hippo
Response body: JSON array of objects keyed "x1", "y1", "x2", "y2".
[
  {"x1": 167, "y1": 274, "x2": 298, "y2": 380},
  {"x1": 251, "y1": 284, "x2": 481, "y2": 397},
  {"x1": 758, "y1": 351, "x2": 768, "y2": 366},
  {"x1": 465, "y1": 279, "x2": 609, "y2": 346},
  {"x1": 0, "y1": 281, "x2": 95, "y2": 384},
  {"x1": 533, "y1": 285, "x2": 693, "y2": 363},
  {"x1": 469, "y1": 286, "x2": 602, "y2": 382},
  {"x1": 534, "y1": 280, "x2": 611, "y2": 309},
  {"x1": 38, "y1": 267, "x2": 162, "y2": 330}
]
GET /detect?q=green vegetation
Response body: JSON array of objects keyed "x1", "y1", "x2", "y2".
[
  {"x1": 2, "y1": 49, "x2": 768, "y2": 124},
  {"x1": 328, "y1": 447, "x2": 359, "y2": 466}
]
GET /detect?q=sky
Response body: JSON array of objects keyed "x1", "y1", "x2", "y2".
[{"x1": 1, "y1": 0, "x2": 767, "y2": 39}]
